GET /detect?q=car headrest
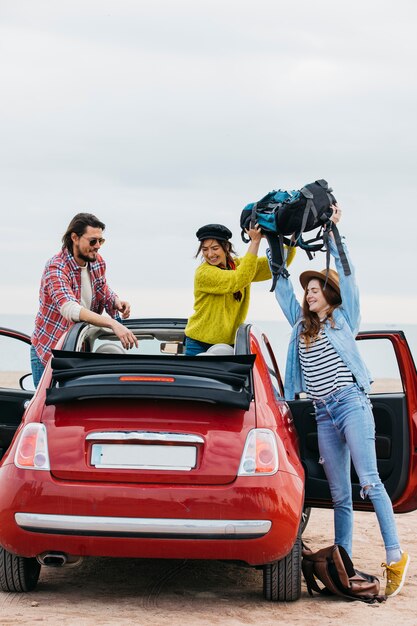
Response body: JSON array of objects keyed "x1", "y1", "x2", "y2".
[
  {"x1": 94, "y1": 343, "x2": 126, "y2": 354},
  {"x1": 198, "y1": 343, "x2": 234, "y2": 356}
]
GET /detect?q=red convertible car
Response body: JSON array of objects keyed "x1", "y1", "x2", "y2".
[{"x1": 0, "y1": 319, "x2": 416, "y2": 601}]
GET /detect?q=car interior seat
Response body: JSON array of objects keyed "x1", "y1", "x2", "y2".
[
  {"x1": 198, "y1": 343, "x2": 234, "y2": 356},
  {"x1": 94, "y1": 343, "x2": 126, "y2": 354}
]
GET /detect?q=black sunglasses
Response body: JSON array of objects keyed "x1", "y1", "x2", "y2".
[{"x1": 81, "y1": 235, "x2": 105, "y2": 246}]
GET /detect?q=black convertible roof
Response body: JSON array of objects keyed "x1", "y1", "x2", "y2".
[{"x1": 46, "y1": 350, "x2": 256, "y2": 410}]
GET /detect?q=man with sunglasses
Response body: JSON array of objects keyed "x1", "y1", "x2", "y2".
[{"x1": 31, "y1": 212, "x2": 138, "y2": 386}]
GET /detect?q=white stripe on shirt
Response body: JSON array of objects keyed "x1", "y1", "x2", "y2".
[
  {"x1": 299, "y1": 328, "x2": 354, "y2": 399},
  {"x1": 60, "y1": 264, "x2": 93, "y2": 322}
]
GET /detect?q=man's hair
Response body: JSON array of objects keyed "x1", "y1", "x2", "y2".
[{"x1": 62, "y1": 213, "x2": 106, "y2": 253}]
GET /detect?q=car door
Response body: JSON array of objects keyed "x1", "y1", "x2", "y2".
[
  {"x1": 288, "y1": 331, "x2": 417, "y2": 513},
  {"x1": 0, "y1": 328, "x2": 34, "y2": 460}
]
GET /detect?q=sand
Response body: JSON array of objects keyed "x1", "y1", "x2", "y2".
[
  {"x1": 0, "y1": 507, "x2": 415, "y2": 625},
  {"x1": 0, "y1": 373, "x2": 414, "y2": 623}
]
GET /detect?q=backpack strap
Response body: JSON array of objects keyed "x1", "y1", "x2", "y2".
[
  {"x1": 322, "y1": 228, "x2": 331, "y2": 289},
  {"x1": 295, "y1": 232, "x2": 324, "y2": 253},
  {"x1": 330, "y1": 224, "x2": 351, "y2": 276},
  {"x1": 298, "y1": 223, "x2": 351, "y2": 286},
  {"x1": 264, "y1": 232, "x2": 290, "y2": 291},
  {"x1": 302, "y1": 546, "x2": 356, "y2": 601},
  {"x1": 250, "y1": 202, "x2": 258, "y2": 229},
  {"x1": 301, "y1": 558, "x2": 332, "y2": 597},
  {"x1": 297, "y1": 188, "x2": 318, "y2": 241},
  {"x1": 240, "y1": 204, "x2": 257, "y2": 243}
]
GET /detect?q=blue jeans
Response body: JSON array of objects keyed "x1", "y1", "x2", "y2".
[
  {"x1": 314, "y1": 383, "x2": 400, "y2": 556},
  {"x1": 31, "y1": 345, "x2": 45, "y2": 388},
  {"x1": 184, "y1": 336, "x2": 213, "y2": 356}
]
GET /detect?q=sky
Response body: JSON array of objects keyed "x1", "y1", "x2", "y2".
[{"x1": 1, "y1": 0, "x2": 416, "y2": 326}]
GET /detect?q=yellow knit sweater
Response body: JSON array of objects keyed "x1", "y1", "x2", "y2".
[{"x1": 185, "y1": 254, "x2": 271, "y2": 345}]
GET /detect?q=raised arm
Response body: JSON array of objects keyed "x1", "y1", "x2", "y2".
[
  {"x1": 273, "y1": 274, "x2": 302, "y2": 327},
  {"x1": 269, "y1": 249, "x2": 302, "y2": 326},
  {"x1": 328, "y1": 205, "x2": 360, "y2": 334},
  {"x1": 197, "y1": 252, "x2": 260, "y2": 294},
  {"x1": 328, "y1": 236, "x2": 360, "y2": 334},
  {"x1": 197, "y1": 225, "x2": 264, "y2": 294}
]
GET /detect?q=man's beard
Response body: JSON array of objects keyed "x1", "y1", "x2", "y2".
[{"x1": 78, "y1": 251, "x2": 97, "y2": 263}]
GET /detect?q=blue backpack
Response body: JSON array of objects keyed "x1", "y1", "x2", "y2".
[{"x1": 240, "y1": 179, "x2": 350, "y2": 291}]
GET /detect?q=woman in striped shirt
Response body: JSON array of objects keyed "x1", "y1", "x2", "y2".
[{"x1": 273, "y1": 205, "x2": 409, "y2": 597}]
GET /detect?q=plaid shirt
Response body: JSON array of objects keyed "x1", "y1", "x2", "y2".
[{"x1": 32, "y1": 248, "x2": 118, "y2": 366}]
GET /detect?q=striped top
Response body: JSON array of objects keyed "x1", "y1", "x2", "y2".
[{"x1": 299, "y1": 327, "x2": 354, "y2": 399}]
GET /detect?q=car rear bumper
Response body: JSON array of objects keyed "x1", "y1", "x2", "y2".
[
  {"x1": 15, "y1": 513, "x2": 271, "y2": 539},
  {"x1": 0, "y1": 464, "x2": 304, "y2": 566}
]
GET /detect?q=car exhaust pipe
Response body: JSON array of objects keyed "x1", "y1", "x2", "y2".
[
  {"x1": 37, "y1": 552, "x2": 68, "y2": 567},
  {"x1": 36, "y1": 552, "x2": 83, "y2": 568}
]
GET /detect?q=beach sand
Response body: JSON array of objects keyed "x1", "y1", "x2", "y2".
[
  {"x1": 0, "y1": 375, "x2": 415, "y2": 624},
  {"x1": 0, "y1": 508, "x2": 415, "y2": 625}
]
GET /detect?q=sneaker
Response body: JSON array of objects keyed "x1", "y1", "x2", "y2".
[{"x1": 382, "y1": 552, "x2": 410, "y2": 597}]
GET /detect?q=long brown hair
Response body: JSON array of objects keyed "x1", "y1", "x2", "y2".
[
  {"x1": 300, "y1": 278, "x2": 342, "y2": 348},
  {"x1": 62, "y1": 213, "x2": 105, "y2": 254}
]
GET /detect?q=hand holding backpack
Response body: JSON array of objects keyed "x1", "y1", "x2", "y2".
[{"x1": 240, "y1": 179, "x2": 351, "y2": 291}]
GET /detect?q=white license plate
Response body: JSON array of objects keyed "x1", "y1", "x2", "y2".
[{"x1": 91, "y1": 444, "x2": 197, "y2": 471}]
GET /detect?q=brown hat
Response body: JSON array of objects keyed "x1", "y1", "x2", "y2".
[{"x1": 299, "y1": 268, "x2": 340, "y2": 295}]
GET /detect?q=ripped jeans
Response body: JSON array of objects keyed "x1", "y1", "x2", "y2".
[{"x1": 314, "y1": 383, "x2": 400, "y2": 557}]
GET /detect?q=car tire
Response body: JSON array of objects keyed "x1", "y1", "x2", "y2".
[
  {"x1": 0, "y1": 547, "x2": 41, "y2": 592},
  {"x1": 263, "y1": 529, "x2": 302, "y2": 602},
  {"x1": 300, "y1": 506, "x2": 311, "y2": 534}
]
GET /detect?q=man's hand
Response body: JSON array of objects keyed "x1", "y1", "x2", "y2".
[
  {"x1": 111, "y1": 319, "x2": 138, "y2": 350},
  {"x1": 114, "y1": 298, "x2": 131, "y2": 319},
  {"x1": 79, "y1": 307, "x2": 138, "y2": 348}
]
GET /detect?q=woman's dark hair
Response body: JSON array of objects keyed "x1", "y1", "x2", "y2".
[
  {"x1": 62, "y1": 213, "x2": 105, "y2": 253},
  {"x1": 195, "y1": 238, "x2": 242, "y2": 301},
  {"x1": 301, "y1": 278, "x2": 342, "y2": 348},
  {"x1": 195, "y1": 238, "x2": 237, "y2": 263}
]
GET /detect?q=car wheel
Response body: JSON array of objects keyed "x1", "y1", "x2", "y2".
[
  {"x1": 300, "y1": 506, "x2": 311, "y2": 534},
  {"x1": 263, "y1": 529, "x2": 302, "y2": 602},
  {"x1": 0, "y1": 546, "x2": 41, "y2": 592}
]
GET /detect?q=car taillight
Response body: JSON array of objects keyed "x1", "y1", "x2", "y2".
[
  {"x1": 15, "y1": 423, "x2": 50, "y2": 471},
  {"x1": 238, "y1": 429, "x2": 279, "y2": 476}
]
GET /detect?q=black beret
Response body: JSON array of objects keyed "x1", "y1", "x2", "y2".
[{"x1": 196, "y1": 224, "x2": 232, "y2": 242}]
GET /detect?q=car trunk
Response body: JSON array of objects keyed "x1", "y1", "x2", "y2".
[
  {"x1": 42, "y1": 399, "x2": 255, "y2": 485},
  {"x1": 42, "y1": 350, "x2": 257, "y2": 485}
]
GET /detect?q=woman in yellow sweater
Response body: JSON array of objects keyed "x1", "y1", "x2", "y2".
[{"x1": 184, "y1": 223, "x2": 271, "y2": 355}]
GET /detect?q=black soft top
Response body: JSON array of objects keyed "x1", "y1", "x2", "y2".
[{"x1": 46, "y1": 350, "x2": 256, "y2": 410}]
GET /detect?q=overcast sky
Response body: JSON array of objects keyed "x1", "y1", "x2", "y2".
[{"x1": 1, "y1": 0, "x2": 416, "y2": 325}]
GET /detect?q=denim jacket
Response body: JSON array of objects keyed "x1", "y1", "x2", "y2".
[{"x1": 273, "y1": 237, "x2": 373, "y2": 400}]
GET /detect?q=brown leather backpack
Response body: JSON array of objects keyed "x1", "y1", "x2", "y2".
[{"x1": 302, "y1": 544, "x2": 386, "y2": 603}]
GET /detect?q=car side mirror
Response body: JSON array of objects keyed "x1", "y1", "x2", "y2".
[{"x1": 19, "y1": 373, "x2": 36, "y2": 392}]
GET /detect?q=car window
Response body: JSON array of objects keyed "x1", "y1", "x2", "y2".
[
  {"x1": 0, "y1": 335, "x2": 31, "y2": 389},
  {"x1": 356, "y1": 337, "x2": 403, "y2": 394}
]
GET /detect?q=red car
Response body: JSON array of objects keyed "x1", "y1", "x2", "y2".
[{"x1": 0, "y1": 320, "x2": 416, "y2": 601}]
